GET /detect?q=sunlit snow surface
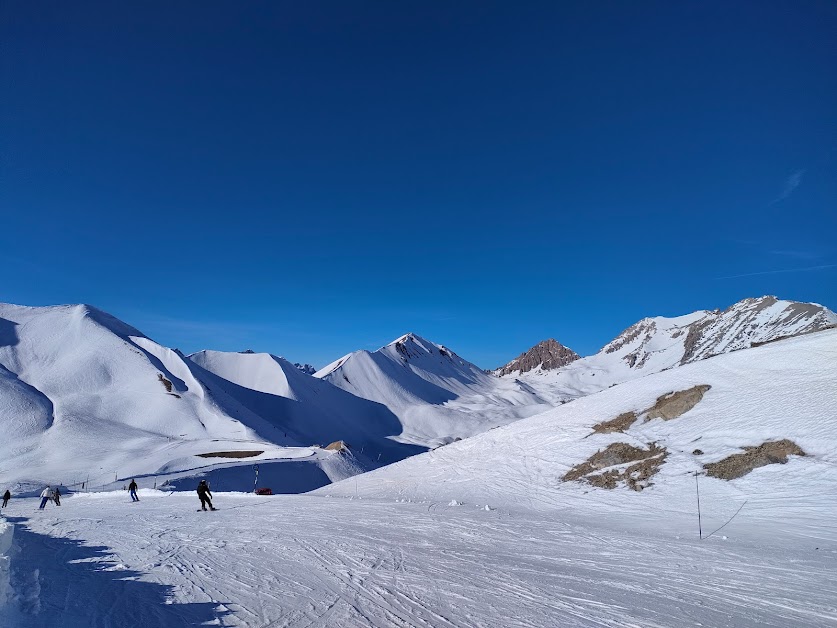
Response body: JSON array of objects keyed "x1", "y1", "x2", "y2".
[{"x1": 2, "y1": 329, "x2": 836, "y2": 626}]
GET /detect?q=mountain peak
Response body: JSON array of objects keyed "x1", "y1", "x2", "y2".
[
  {"x1": 496, "y1": 339, "x2": 580, "y2": 376},
  {"x1": 601, "y1": 296, "x2": 837, "y2": 371}
]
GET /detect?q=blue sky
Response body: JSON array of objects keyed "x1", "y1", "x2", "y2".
[{"x1": 1, "y1": 2, "x2": 835, "y2": 368}]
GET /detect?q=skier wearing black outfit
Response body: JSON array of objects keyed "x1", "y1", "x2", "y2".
[
  {"x1": 53, "y1": 487, "x2": 61, "y2": 506},
  {"x1": 128, "y1": 479, "x2": 139, "y2": 502},
  {"x1": 197, "y1": 480, "x2": 215, "y2": 511},
  {"x1": 2, "y1": 490, "x2": 10, "y2": 508}
]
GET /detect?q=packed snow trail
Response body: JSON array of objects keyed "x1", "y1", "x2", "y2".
[{"x1": 3, "y1": 492, "x2": 836, "y2": 627}]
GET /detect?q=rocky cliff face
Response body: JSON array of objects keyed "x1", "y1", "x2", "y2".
[
  {"x1": 496, "y1": 339, "x2": 580, "y2": 376},
  {"x1": 601, "y1": 296, "x2": 837, "y2": 370}
]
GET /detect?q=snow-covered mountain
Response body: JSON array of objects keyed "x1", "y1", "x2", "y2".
[
  {"x1": 293, "y1": 362, "x2": 317, "y2": 375},
  {"x1": 187, "y1": 349, "x2": 423, "y2": 464},
  {"x1": 321, "y1": 326, "x2": 837, "y2": 538},
  {"x1": 506, "y1": 296, "x2": 837, "y2": 399},
  {"x1": 1, "y1": 296, "x2": 833, "y2": 492},
  {"x1": 0, "y1": 304, "x2": 369, "y2": 491},
  {"x1": 4, "y1": 326, "x2": 835, "y2": 627},
  {"x1": 495, "y1": 338, "x2": 580, "y2": 376},
  {"x1": 316, "y1": 333, "x2": 552, "y2": 447}
]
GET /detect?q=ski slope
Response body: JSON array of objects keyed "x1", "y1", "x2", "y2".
[
  {"x1": 1, "y1": 329, "x2": 835, "y2": 626},
  {"x1": 2, "y1": 489, "x2": 835, "y2": 627},
  {"x1": 321, "y1": 328, "x2": 837, "y2": 545}
]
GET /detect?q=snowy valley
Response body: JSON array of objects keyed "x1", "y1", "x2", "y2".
[{"x1": 0, "y1": 295, "x2": 836, "y2": 626}]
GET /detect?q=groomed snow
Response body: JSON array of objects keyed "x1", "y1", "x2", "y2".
[
  {"x1": 2, "y1": 329, "x2": 836, "y2": 626},
  {"x1": 3, "y1": 490, "x2": 835, "y2": 627}
]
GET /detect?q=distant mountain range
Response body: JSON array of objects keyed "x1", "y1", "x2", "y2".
[
  {"x1": 496, "y1": 296, "x2": 836, "y2": 379},
  {"x1": 0, "y1": 295, "x2": 833, "y2": 489}
]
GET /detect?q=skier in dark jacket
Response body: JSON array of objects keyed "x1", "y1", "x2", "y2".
[
  {"x1": 53, "y1": 487, "x2": 61, "y2": 506},
  {"x1": 2, "y1": 490, "x2": 10, "y2": 508},
  {"x1": 197, "y1": 480, "x2": 215, "y2": 511},
  {"x1": 128, "y1": 479, "x2": 139, "y2": 502}
]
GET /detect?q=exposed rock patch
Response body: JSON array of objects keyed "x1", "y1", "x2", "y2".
[
  {"x1": 704, "y1": 440, "x2": 805, "y2": 480},
  {"x1": 324, "y1": 440, "x2": 350, "y2": 452},
  {"x1": 645, "y1": 385, "x2": 711, "y2": 421},
  {"x1": 591, "y1": 411, "x2": 638, "y2": 434},
  {"x1": 589, "y1": 384, "x2": 710, "y2": 437},
  {"x1": 197, "y1": 450, "x2": 264, "y2": 459},
  {"x1": 496, "y1": 339, "x2": 580, "y2": 376},
  {"x1": 157, "y1": 373, "x2": 173, "y2": 393},
  {"x1": 564, "y1": 442, "x2": 667, "y2": 491}
]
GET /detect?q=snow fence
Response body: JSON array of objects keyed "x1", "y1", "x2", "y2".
[{"x1": 0, "y1": 518, "x2": 13, "y2": 609}]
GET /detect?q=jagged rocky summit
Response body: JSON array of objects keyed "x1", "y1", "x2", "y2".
[{"x1": 495, "y1": 339, "x2": 580, "y2": 376}]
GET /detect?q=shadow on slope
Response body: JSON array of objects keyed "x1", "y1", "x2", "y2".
[
  {"x1": 6, "y1": 517, "x2": 226, "y2": 627},
  {"x1": 190, "y1": 362, "x2": 426, "y2": 466},
  {"x1": 0, "y1": 316, "x2": 20, "y2": 348},
  {"x1": 160, "y1": 459, "x2": 332, "y2": 494}
]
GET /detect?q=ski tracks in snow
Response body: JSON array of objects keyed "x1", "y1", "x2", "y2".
[{"x1": 4, "y1": 492, "x2": 837, "y2": 627}]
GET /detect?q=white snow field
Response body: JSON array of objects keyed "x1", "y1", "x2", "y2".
[
  {"x1": 2, "y1": 329, "x2": 836, "y2": 626},
  {"x1": 323, "y1": 328, "x2": 837, "y2": 534}
]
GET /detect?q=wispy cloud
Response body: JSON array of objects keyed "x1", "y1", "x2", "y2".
[
  {"x1": 715, "y1": 263, "x2": 836, "y2": 280},
  {"x1": 770, "y1": 169, "x2": 805, "y2": 204},
  {"x1": 769, "y1": 249, "x2": 820, "y2": 261}
]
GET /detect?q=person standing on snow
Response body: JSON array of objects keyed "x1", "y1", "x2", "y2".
[
  {"x1": 197, "y1": 479, "x2": 215, "y2": 511},
  {"x1": 39, "y1": 486, "x2": 52, "y2": 510},
  {"x1": 128, "y1": 479, "x2": 139, "y2": 502},
  {"x1": 2, "y1": 490, "x2": 10, "y2": 508},
  {"x1": 53, "y1": 486, "x2": 61, "y2": 506}
]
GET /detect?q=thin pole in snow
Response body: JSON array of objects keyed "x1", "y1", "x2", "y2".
[{"x1": 695, "y1": 471, "x2": 703, "y2": 540}]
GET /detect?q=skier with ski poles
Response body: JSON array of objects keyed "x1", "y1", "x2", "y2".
[{"x1": 2, "y1": 489, "x2": 10, "y2": 508}]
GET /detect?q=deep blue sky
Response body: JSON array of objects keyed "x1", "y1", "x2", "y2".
[{"x1": 1, "y1": 2, "x2": 835, "y2": 368}]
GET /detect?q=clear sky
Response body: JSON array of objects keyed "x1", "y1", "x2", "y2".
[{"x1": 1, "y1": 2, "x2": 835, "y2": 369}]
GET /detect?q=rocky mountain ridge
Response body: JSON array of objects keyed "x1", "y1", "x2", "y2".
[{"x1": 495, "y1": 339, "x2": 580, "y2": 376}]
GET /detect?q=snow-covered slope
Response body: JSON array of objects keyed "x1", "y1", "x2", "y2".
[
  {"x1": 316, "y1": 333, "x2": 552, "y2": 447},
  {"x1": 513, "y1": 296, "x2": 837, "y2": 398},
  {"x1": 321, "y1": 327, "x2": 837, "y2": 543},
  {"x1": 188, "y1": 349, "x2": 424, "y2": 464},
  {"x1": 0, "y1": 304, "x2": 347, "y2": 490}
]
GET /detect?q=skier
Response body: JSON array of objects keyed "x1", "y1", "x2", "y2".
[
  {"x1": 38, "y1": 486, "x2": 52, "y2": 510},
  {"x1": 53, "y1": 486, "x2": 61, "y2": 506},
  {"x1": 197, "y1": 479, "x2": 215, "y2": 511},
  {"x1": 128, "y1": 479, "x2": 139, "y2": 502},
  {"x1": 2, "y1": 489, "x2": 10, "y2": 508}
]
